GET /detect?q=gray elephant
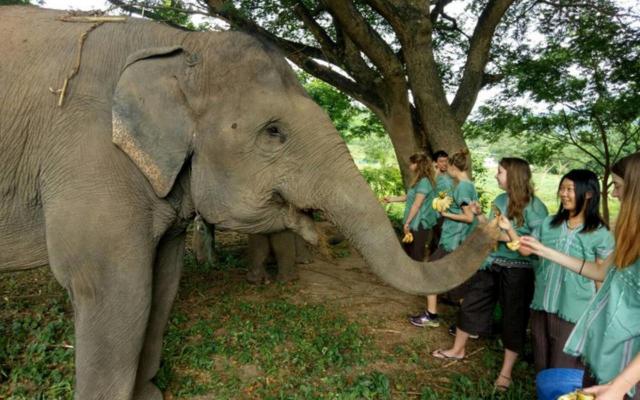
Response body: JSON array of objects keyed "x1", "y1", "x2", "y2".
[
  {"x1": 246, "y1": 230, "x2": 313, "y2": 284},
  {"x1": 0, "y1": 6, "x2": 499, "y2": 400}
]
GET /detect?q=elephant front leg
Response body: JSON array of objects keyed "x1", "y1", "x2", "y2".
[
  {"x1": 48, "y1": 244, "x2": 154, "y2": 399},
  {"x1": 246, "y1": 234, "x2": 271, "y2": 284},
  {"x1": 134, "y1": 232, "x2": 186, "y2": 400},
  {"x1": 271, "y1": 231, "x2": 298, "y2": 283}
]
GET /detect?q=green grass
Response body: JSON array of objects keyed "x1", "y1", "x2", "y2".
[{"x1": 0, "y1": 251, "x2": 538, "y2": 399}]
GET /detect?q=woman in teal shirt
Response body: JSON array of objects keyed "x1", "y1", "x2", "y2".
[
  {"x1": 409, "y1": 149, "x2": 478, "y2": 328},
  {"x1": 527, "y1": 170, "x2": 614, "y2": 372},
  {"x1": 522, "y1": 152, "x2": 640, "y2": 399},
  {"x1": 383, "y1": 152, "x2": 438, "y2": 261},
  {"x1": 432, "y1": 157, "x2": 546, "y2": 391}
]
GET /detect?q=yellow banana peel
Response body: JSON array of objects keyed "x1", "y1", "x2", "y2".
[
  {"x1": 432, "y1": 192, "x2": 453, "y2": 213},
  {"x1": 557, "y1": 390, "x2": 595, "y2": 400},
  {"x1": 506, "y1": 240, "x2": 521, "y2": 251},
  {"x1": 401, "y1": 232, "x2": 414, "y2": 243}
]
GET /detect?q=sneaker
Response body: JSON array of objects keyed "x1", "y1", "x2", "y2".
[
  {"x1": 448, "y1": 324, "x2": 479, "y2": 339},
  {"x1": 409, "y1": 312, "x2": 440, "y2": 328}
]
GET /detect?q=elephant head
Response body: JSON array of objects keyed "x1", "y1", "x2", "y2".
[{"x1": 112, "y1": 32, "x2": 499, "y2": 295}]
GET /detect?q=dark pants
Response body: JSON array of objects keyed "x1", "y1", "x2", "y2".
[
  {"x1": 531, "y1": 310, "x2": 583, "y2": 373},
  {"x1": 428, "y1": 217, "x2": 444, "y2": 255},
  {"x1": 458, "y1": 265, "x2": 534, "y2": 353},
  {"x1": 583, "y1": 368, "x2": 640, "y2": 399},
  {"x1": 402, "y1": 226, "x2": 430, "y2": 261}
]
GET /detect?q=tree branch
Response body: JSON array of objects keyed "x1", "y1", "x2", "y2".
[
  {"x1": 560, "y1": 112, "x2": 605, "y2": 167},
  {"x1": 205, "y1": 0, "x2": 384, "y2": 109},
  {"x1": 205, "y1": 0, "x2": 331, "y2": 62},
  {"x1": 450, "y1": 0, "x2": 515, "y2": 124},
  {"x1": 107, "y1": 0, "x2": 197, "y2": 30},
  {"x1": 322, "y1": 0, "x2": 404, "y2": 79},
  {"x1": 289, "y1": 55, "x2": 385, "y2": 110},
  {"x1": 430, "y1": 0, "x2": 454, "y2": 24},
  {"x1": 292, "y1": 2, "x2": 341, "y2": 65}
]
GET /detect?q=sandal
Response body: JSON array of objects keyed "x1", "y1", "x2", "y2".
[
  {"x1": 494, "y1": 374, "x2": 511, "y2": 392},
  {"x1": 431, "y1": 349, "x2": 465, "y2": 361}
]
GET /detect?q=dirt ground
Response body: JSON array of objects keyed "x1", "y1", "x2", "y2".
[{"x1": 211, "y1": 226, "x2": 497, "y2": 385}]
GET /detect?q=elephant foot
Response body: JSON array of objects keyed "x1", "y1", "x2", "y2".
[
  {"x1": 295, "y1": 255, "x2": 313, "y2": 264},
  {"x1": 133, "y1": 382, "x2": 163, "y2": 400},
  {"x1": 276, "y1": 272, "x2": 299, "y2": 283},
  {"x1": 246, "y1": 268, "x2": 270, "y2": 285}
]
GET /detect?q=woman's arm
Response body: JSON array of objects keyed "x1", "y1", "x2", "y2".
[
  {"x1": 403, "y1": 193, "x2": 426, "y2": 233},
  {"x1": 582, "y1": 353, "x2": 640, "y2": 400},
  {"x1": 382, "y1": 195, "x2": 407, "y2": 203},
  {"x1": 519, "y1": 236, "x2": 613, "y2": 281},
  {"x1": 442, "y1": 204, "x2": 475, "y2": 224}
]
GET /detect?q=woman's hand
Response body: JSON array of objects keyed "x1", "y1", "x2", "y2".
[
  {"x1": 519, "y1": 236, "x2": 545, "y2": 257},
  {"x1": 403, "y1": 223, "x2": 410, "y2": 235},
  {"x1": 469, "y1": 201, "x2": 483, "y2": 215},
  {"x1": 582, "y1": 383, "x2": 627, "y2": 400}
]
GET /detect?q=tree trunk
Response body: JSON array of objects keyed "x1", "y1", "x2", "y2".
[
  {"x1": 373, "y1": 102, "x2": 419, "y2": 188},
  {"x1": 601, "y1": 170, "x2": 611, "y2": 226}
]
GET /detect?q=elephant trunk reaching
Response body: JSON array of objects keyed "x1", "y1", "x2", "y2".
[{"x1": 286, "y1": 138, "x2": 500, "y2": 296}]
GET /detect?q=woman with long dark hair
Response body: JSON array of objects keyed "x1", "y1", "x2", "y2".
[{"x1": 521, "y1": 153, "x2": 640, "y2": 399}]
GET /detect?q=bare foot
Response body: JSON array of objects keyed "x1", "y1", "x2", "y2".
[{"x1": 494, "y1": 374, "x2": 511, "y2": 392}]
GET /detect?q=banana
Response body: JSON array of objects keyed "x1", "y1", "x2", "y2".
[
  {"x1": 432, "y1": 191, "x2": 453, "y2": 212},
  {"x1": 558, "y1": 391, "x2": 595, "y2": 400},
  {"x1": 506, "y1": 240, "x2": 521, "y2": 251},
  {"x1": 401, "y1": 232, "x2": 414, "y2": 243}
]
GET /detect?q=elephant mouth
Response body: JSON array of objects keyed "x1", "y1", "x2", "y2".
[{"x1": 270, "y1": 191, "x2": 319, "y2": 245}]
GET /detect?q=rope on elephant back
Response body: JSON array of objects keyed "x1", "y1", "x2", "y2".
[{"x1": 50, "y1": 15, "x2": 127, "y2": 107}]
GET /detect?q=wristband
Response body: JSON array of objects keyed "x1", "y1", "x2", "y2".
[{"x1": 578, "y1": 259, "x2": 586, "y2": 275}]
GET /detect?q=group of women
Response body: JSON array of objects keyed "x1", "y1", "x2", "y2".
[{"x1": 386, "y1": 150, "x2": 640, "y2": 399}]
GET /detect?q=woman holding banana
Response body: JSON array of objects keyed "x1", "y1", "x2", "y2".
[
  {"x1": 519, "y1": 153, "x2": 640, "y2": 399},
  {"x1": 406, "y1": 149, "x2": 479, "y2": 328},
  {"x1": 501, "y1": 169, "x2": 613, "y2": 377},
  {"x1": 431, "y1": 157, "x2": 547, "y2": 392},
  {"x1": 382, "y1": 152, "x2": 438, "y2": 262}
]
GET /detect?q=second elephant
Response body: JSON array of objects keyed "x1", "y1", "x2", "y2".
[{"x1": 247, "y1": 231, "x2": 313, "y2": 283}]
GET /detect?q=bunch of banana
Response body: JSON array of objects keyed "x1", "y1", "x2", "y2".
[
  {"x1": 506, "y1": 240, "x2": 521, "y2": 251},
  {"x1": 432, "y1": 191, "x2": 453, "y2": 212},
  {"x1": 401, "y1": 232, "x2": 414, "y2": 243},
  {"x1": 557, "y1": 390, "x2": 595, "y2": 400}
]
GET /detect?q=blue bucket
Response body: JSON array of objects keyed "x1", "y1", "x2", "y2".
[{"x1": 536, "y1": 368, "x2": 584, "y2": 400}]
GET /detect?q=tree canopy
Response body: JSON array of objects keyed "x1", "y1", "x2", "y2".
[{"x1": 468, "y1": 0, "x2": 640, "y2": 222}]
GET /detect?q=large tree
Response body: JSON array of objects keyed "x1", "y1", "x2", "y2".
[{"x1": 108, "y1": 0, "x2": 528, "y2": 184}]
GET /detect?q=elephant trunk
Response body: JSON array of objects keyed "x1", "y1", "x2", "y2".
[{"x1": 289, "y1": 143, "x2": 499, "y2": 295}]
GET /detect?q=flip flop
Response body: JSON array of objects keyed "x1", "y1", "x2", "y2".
[{"x1": 431, "y1": 349, "x2": 465, "y2": 361}]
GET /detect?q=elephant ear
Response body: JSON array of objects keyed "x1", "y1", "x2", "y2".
[{"x1": 112, "y1": 46, "x2": 195, "y2": 198}]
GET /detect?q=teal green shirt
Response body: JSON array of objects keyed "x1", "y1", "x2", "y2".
[
  {"x1": 403, "y1": 178, "x2": 438, "y2": 231},
  {"x1": 481, "y1": 193, "x2": 549, "y2": 269},
  {"x1": 564, "y1": 257, "x2": 640, "y2": 397},
  {"x1": 435, "y1": 173, "x2": 454, "y2": 196},
  {"x1": 438, "y1": 180, "x2": 478, "y2": 252},
  {"x1": 530, "y1": 216, "x2": 615, "y2": 323}
]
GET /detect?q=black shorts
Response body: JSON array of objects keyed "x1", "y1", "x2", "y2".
[{"x1": 457, "y1": 264, "x2": 534, "y2": 353}]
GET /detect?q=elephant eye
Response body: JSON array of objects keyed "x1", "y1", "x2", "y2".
[
  {"x1": 266, "y1": 126, "x2": 280, "y2": 136},
  {"x1": 265, "y1": 124, "x2": 287, "y2": 143}
]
